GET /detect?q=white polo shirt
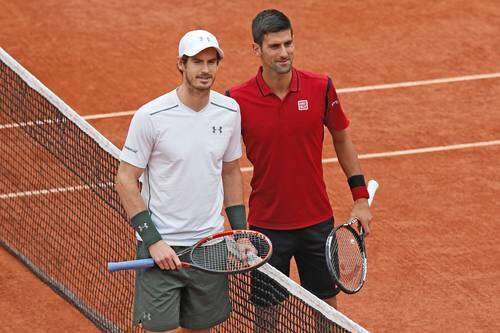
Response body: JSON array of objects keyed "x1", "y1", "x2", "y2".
[{"x1": 120, "y1": 89, "x2": 242, "y2": 246}]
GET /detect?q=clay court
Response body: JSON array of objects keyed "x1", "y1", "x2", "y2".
[{"x1": 1, "y1": 0, "x2": 499, "y2": 332}]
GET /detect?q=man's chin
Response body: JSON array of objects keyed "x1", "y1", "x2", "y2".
[
  {"x1": 187, "y1": 79, "x2": 214, "y2": 91},
  {"x1": 274, "y1": 64, "x2": 292, "y2": 74},
  {"x1": 193, "y1": 84, "x2": 212, "y2": 91}
]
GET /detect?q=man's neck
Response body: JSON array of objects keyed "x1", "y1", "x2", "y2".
[
  {"x1": 176, "y1": 84, "x2": 210, "y2": 112},
  {"x1": 261, "y1": 66, "x2": 292, "y2": 100}
]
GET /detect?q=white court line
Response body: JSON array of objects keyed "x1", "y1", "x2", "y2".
[
  {"x1": 84, "y1": 110, "x2": 136, "y2": 120},
  {"x1": 0, "y1": 119, "x2": 57, "y2": 130},
  {"x1": 2, "y1": 140, "x2": 498, "y2": 198},
  {"x1": 336, "y1": 72, "x2": 500, "y2": 93},
  {"x1": 240, "y1": 140, "x2": 500, "y2": 173},
  {"x1": 0, "y1": 183, "x2": 114, "y2": 199},
  {"x1": 0, "y1": 185, "x2": 90, "y2": 199},
  {"x1": 2, "y1": 72, "x2": 499, "y2": 125},
  {"x1": 80, "y1": 72, "x2": 500, "y2": 121}
]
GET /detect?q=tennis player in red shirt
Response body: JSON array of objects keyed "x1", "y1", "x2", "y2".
[{"x1": 227, "y1": 9, "x2": 373, "y2": 316}]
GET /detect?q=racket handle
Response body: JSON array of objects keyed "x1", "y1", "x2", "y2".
[
  {"x1": 108, "y1": 258, "x2": 155, "y2": 272},
  {"x1": 367, "y1": 180, "x2": 379, "y2": 207}
]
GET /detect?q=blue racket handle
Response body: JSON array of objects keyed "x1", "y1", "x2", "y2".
[{"x1": 108, "y1": 258, "x2": 155, "y2": 272}]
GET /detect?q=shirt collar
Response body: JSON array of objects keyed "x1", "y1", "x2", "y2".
[{"x1": 255, "y1": 66, "x2": 299, "y2": 97}]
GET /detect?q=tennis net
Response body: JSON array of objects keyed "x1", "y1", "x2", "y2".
[{"x1": 0, "y1": 48, "x2": 369, "y2": 333}]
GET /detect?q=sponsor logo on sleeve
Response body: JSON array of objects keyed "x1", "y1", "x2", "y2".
[{"x1": 124, "y1": 145, "x2": 138, "y2": 154}]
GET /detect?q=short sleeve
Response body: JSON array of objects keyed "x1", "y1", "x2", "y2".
[
  {"x1": 223, "y1": 106, "x2": 243, "y2": 162},
  {"x1": 119, "y1": 109, "x2": 155, "y2": 168},
  {"x1": 324, "y1": 76, "x2": 350, "y2": 131}
]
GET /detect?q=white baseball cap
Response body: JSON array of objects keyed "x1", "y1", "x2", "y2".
[{"x1": 178, "y1": 30, "x2": 224, "y2": 59}]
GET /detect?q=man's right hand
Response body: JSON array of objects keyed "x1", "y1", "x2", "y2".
[{"x1": 148, "y1": 240, "x2": 182, "y2": 270}]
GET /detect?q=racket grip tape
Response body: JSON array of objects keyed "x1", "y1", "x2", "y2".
[
  {"x1": 367, "y1": 180, "x2": 379, "y2": 206},
  {"x1": 108, "y1": 258, "x2": 155, "y2": 272}
]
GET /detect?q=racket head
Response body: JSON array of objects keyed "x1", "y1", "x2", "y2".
[
  {"x1": 325, "y1": 220, "x2": 367, "y2": 294},
  {"x1": 188, "y1": 230, "x2": 273, "y2": 274}
]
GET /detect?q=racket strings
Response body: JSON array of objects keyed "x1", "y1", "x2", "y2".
[
  {"x1": 190, "y1": 233, "x2": 271, "y2": 273},
  {"x1": 330, "y1": 227, "x2": 365, "y2": 291}
]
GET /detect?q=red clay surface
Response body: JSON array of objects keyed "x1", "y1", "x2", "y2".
[{"x1": 1, "y1": 0, "x2": 500, "y2": 332}]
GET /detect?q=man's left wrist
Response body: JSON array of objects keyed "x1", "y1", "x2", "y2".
[
  {"x1": 348, "y1": 175, "x2": 369, "y2": 201},
  {"x1": 353, "y1": 197, "x2": 369, "y2": 206},
  {"x1": 225, "y1": 204, "x2": 247, "y2": 230}
]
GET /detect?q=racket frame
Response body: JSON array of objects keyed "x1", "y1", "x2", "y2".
[
  {"x1": 108, "y1": 229, "x2": 273, "y2": 274},
  {"x1": 325, "y1": 218, "x2": 367, "y2": 294},
  {"x1": 325, "y1": 179, "x2": 378, "y2": 294}
]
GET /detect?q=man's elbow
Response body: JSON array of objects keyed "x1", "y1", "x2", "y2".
[
  {"x1": 114, "y1": 169, "x2": 127, "y2": 194},
  {"x1": 331, "y1": 128, "x2": 351, "y2": 145},
  {"x1": 222, "y1": 160, "x2": 241, "y2": 176},
  {"x1": 115, "y1": 164, "x2": 135, "y2": 194}
]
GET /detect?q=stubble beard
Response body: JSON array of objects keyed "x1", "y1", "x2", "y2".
[
  {"x1": 271, "y1": 58, "x2": 293, "y2": 74},
  {"x1": 185, "y1": 73, "x2": 214, "y2": 92}
]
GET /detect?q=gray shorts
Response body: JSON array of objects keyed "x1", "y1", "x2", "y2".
[{"x1": 133, "y1": 242, "x2": 231, "y2": 331}]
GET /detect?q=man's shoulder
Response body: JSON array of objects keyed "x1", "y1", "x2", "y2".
[
  {"x1": 228, "y1": 76, "x2": 257, "y2": 97},
  {"x1": 210, "y1": 90, "x2": 239, "y2": 113},
  {"x1": 137, "y1": 90, "x2": 179, "y2": 116},
  {"x1": 295, "y1": 68, "x2": 329, "y2": 86}
]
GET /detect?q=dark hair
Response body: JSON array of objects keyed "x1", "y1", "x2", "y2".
[{"x1": 252, "y1": 9, "x2": 292, "y2": 46}]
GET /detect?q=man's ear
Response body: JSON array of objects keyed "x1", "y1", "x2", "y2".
[
  {"x1": 252, "y1": 43, "x2": 261, "y2": 57},
  {"x1": 177, "y1": 57, "x2": 184, "y2": 72}
]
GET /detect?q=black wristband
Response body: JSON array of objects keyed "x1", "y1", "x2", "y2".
[
  {"x1": 348, "y1": 175, "x2": 366, "y2": 189},
  {"x1": 225, "y1": 204, "x2": 247, "y2": 230},
  {"x1": 131, "y1": 210, "x2": 162, "y2": 249}
]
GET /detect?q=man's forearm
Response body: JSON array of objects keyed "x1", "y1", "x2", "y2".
[
  {"x1": 334, "y1": 139, "x2": 363, "y2": 178},
  {"x1": 222, "y1": 160, "x2": 247, "y2": 229},
  {"x1": 222, "y1": 163, "x2": 244, "y2": 207},
  {"x1": 330, "y1": 128, "x2": 370, "y2": 201},
  {"x1": 331, "y1": 129, "x2": 363, "y2": 178},
  {"x1": 115, "y1": 164, "x2": 163, "y2": 247},
  {"x1": 115, "y1": 172, "x2": 147, "y2": 219}
]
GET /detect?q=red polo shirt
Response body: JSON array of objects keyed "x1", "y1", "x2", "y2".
[{"x1": 228, "y1": 67, "x2": 349, "y2": 230}]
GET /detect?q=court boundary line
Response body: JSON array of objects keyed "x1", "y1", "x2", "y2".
[
  {"x1": 336, "y1": 72, "x2": 500, "y2": 93},
  {"x1": 0, "y1": 183, "x2": 114, "y2": 200},
  {"x1": 240, "y1": 139, "x2": 500, "y2": 172},
  {"x1": 0, "y1": 48, "x2": 121, "y2": 157},
  {"x1": 2, "y1": 140, "x2": 498, "y2": 198},
  {"x1": 80, "y1": 72, "x2": 500, "y2": 121}
]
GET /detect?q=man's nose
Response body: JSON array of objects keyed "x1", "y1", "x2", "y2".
[
  {"x1": 201, "y1": 62, "x2": 210, "y2": 72},
  {"x1": 279, "y1": 45, "x2": 288, "y2": 57}
]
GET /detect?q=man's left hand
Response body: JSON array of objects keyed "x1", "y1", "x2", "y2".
[{"x1": 350, "y1": 198, "x2": 373, "y2": 236}]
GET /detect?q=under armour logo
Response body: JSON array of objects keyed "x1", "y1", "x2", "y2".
[
  {"x1": 212, "y1": 126, "x2": 223, "y2": 134},
  {"x1": 142, "y1": 312, "x2": 152, "y2": 321},
  {"x1": 137, "y1": 223, "x2": 148, "y2": 232},
  {"x1": 331, "y1": 100, "x2": 339, "y2": 107}
]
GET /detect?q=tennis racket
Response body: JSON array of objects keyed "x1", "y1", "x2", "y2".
[
  {"x1": 108, "y1": 229, "x2": 272, "y2": 274},
  {"x1": 325, "y1": 179, "x2": 379, "y2": 294}
]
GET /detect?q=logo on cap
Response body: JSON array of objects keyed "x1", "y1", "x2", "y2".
[{"x1": 179, "y1": 30, "x2": 224, "y2": 59}]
